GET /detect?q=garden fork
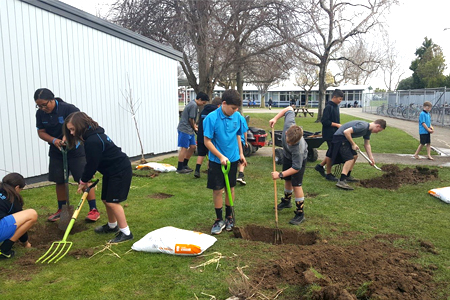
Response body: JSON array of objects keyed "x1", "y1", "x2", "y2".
[{"x1": 36, "y1": 179, "x2": 99, "y2": 264}]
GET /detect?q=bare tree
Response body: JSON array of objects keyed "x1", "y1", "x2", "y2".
[
  {"x1": 119, "y1": 77, "x2": 147, "y2": 164},
  {"x1": 294, "y1": 62, "x2": 319, "y2": 107},
  {"x1": 287, "y1": 0, "x2": 396, "y2": 121},
  {"x1": 380, "y1": 37, "x2": 404, "y2": 91},
  {"x1": 336, "y1": 39, "x2": 381, "y2": 85}
]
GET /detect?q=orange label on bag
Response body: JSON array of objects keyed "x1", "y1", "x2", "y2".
[{"x1": 174, "y1": 244, "x2": 201, "y2": 255}]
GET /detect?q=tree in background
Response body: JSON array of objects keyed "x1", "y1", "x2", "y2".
[
  {"x1": 398, "y1": 37, "x2": 447, "y2": 90},
  {"x1": 286, "y1": 0, "x2": 395, "y2": 122},
  {"x1": 336, "y1": 39, "x2": 381, "y2": 85},
  {"x1": 294, "y1": 62, "x2": 319, "y2": 107},
  {"x1": 380, "y1": 37, "x2": 404, "y2": 91}
]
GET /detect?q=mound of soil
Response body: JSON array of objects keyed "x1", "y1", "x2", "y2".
[
  {"x1": 359, "y1": 165, "x2": 438, "y2": 190},
  {"x1": 251, "y1": 233, "x2": 439, "y2": 300}
]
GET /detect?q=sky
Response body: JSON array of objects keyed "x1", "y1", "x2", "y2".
[{"x1": 60, "y1": 0, "x2": 450, "y2": 89}]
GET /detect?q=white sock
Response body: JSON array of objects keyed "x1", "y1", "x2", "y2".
[
  {"x1": 120, "y1": 226, "x2": 131, "y2": 236},
  {"x1": 108, "y1": 222, "x2": 117, "y2": 228}
]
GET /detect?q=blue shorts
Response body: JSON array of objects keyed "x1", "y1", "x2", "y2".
[
  {"x1": 178, "y1": 131, "x2": 196, "y2": 148},
  {"x1": 0, "y1": 215, "x2": 17, "y2": 242}
]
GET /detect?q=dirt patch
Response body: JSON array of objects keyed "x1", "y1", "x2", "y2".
[
  {"x1": 249, "y1": 233, "x2": 439, "y2": 300},
  {"x1": 359, "y1": 165, "x2": 438, "y2": 190},
  {"x1": 132, "y1": 167, "x2": 160, "y2": 178},
  {"x1": 233, "y1": 225, "x2": 318, "y2": 245},
  {"x1": 147, "y1": 193, "x2": 173, "y2": 199},
  {"x1": 0, "y1": 220, "x2": 90, "y2": 281}
]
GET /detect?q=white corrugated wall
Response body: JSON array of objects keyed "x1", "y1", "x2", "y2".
[{"x1": 0, "y1": 0, "x2": 179, "y2": 179}]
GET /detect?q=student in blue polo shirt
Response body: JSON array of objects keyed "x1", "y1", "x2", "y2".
[
  {"x1": 203, "y1": 89, "x2": 246, "y2": 235},
  {"x1": 34, "y1": 88, "x2": 99, "y2": 222}
]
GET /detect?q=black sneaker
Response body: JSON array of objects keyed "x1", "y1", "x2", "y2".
[
  {"x1": 346, "y1": 175, "x2": 359, "y2": 182},
  {"x1": 336, "y1": 179, "x2": 354, "y2": 190},
  {"x1": 236, "y1": 175, "x2": 246, "y2": 185},
  {"x1": 314, "y1": 164, "x2": 326, "y2": 178},
  {"x1": 325, "y1": 174, "x2": 338, "y2": 182},
  {"x1": 277, "y1": 198, "x2": 292, "y2": 210},
  {"x1": 0, "y1": 250, "x2": 15, "y2": 260},
  {"x1": 94, "y1": 223, "x2": 119, "y2": 234},
  {"x1": 109, "y1": 231, "x2": 134, "y2": 244},
  {"x1": 184, "y1": 166, "x2": 193, "y2": 172},
  {"x1": 176, "y1": 168, "x2": 192, "y2": 174},
  {"x1": 194, "y1": 171, "x2": 201, "y2": 178},
  {"x1": 289, "y1": 211, "x2": 305, "y2": 225}
]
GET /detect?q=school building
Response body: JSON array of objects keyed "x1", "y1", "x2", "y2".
[
  {"x1": 0, "y1": 0, "x2": 182, "y2": 180},
  {"x1": 182, "y1": 84, "x2": 369, "y2": 107}
]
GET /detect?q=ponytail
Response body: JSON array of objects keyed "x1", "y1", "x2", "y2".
[{"x1": 0, "y1": 173, "x2": 25, "y2": 206}]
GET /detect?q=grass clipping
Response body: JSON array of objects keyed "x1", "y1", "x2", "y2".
[{"x1": 228, "y1": 266, "x2": 284, "y2": 300}]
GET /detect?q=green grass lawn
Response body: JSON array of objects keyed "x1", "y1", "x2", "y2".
[{"x1": 1, "y1": 113, "x2": 448, "y2": 299}]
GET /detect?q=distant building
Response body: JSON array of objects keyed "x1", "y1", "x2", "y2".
[{"x1": 185, "y1": 84, "x2": 369, "y2": 108}]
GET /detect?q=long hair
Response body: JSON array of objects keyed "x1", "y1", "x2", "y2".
[
  {"x1": 63, "y1": 112, "x2": 99, "y2": 149},
  {"x1": 0, "y1": 173, "x2": 25, "y2": 206}
]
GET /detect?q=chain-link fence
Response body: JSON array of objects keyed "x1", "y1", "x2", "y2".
[{"x1": 362, "y1": 87, "x2": 450, "y2": 127}]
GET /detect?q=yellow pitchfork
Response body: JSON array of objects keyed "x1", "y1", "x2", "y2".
[{"x1": 36, "y1": 179, "x2": 99, "y2": 264}]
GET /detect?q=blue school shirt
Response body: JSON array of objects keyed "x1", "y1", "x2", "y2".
[
  {"x1": 419, "y1": 110, "x2": 431, "y2": 134},
  {"x1": 203, "y1": 106, "x2": 243, "y2": 164},
  {"x1": 239, "y1": 114, "x2": 248, "y2": 144}
]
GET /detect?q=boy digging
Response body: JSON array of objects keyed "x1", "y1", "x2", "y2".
[
  {"x1": 269, "y1": 106, "x2": 308, "y2": 225},
  {"x1": 203, "y1": 89, "x2": 247, "y2": 235}
]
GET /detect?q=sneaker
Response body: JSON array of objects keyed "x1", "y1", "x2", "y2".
[
  {"x1": 325, "y1": 174, "x2": 338, "y2": 182},
  {"x1": 289, "y1": 211, "x2": 305, "y2": 225},
  {"x1": 336, "y1": 179, "x2": 354, "y2": 190},
  {"x1": 94, "y1": 223, "x2": 119, "y2": 234},
  {"x1": 176, "y1": 168, "x2": 192, "y2": 174},
  {"x1": 225, "y1": 217, "x2": 234, "y2": 231},
  {"x1": 85, "y1": 208, "x2": 100, "y2": 222},
  {"x1": 236, "y1": 176, "x2": 246, "y2": 186},
  {"x1": 184, "y1": 166, "x2": 193, "y2": 172},
  {"x1": 109, "y1": 231, "x2": 133, "y2": 244},
  {"x1": 346, "y1": 175, "x2": 359, "y2": 182},
  {"x1": 314, "y1": 164, "x2": 326, "y2": 178},
  {"x1": 194, "y1": 170, "x2": 201, "y2": 178},
  {"x1": 0, "y1": 250, "x2": 15, "y2": 260},
  {"x1": 277, "y1": 198, "x2": 292, "y2": 210},
  {"x1": 47, "y1": 209, "x2": 62, "y2": 222},
  {"x1": 211, "y1": 219, "x2": 226, "y2": 235}
]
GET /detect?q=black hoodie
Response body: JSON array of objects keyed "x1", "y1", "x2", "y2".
[{"x1": 80, "y1": 126, "x2": 130, "y2": 182}]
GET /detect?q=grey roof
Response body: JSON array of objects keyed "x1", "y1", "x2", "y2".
[{"x1": 20, "y1": 0, "x2": 183, "y2": 61}]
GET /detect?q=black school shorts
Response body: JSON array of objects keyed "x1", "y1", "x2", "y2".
[
  {"x1": 282, "y1": 157, "x2": 307, "y2": 186},
  {"x1": 207, "y1": 161, "x2": 238, "y2": 190},
  {"x1": 101, "y1": 167, "x2": 132, "y2": 203},
  {"x1": 197, "y1": 142, "x2": 209, "y2": 156},
  {"x1": 419, "y1": 134, "x2": 431, "y2": 145},
  {"x1": 48, "y1": 155, "x2": 86, "y2": 184}
]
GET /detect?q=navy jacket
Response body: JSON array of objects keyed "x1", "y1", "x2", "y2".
[
  {"x1": 321, "y1": 101, "x2": 340, "y2": 141},
  {"x1": 80, "y1": 127, "x2": 130, "y2": 182}
]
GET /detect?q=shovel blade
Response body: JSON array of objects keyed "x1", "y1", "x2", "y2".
[{"x1": 58, "y1": 204, "x2": 74, "y2": 231}]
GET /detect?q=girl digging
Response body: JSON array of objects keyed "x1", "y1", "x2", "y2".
[
  {"x1": 34, "y1": 88, "x2": 100, "y2": 222},
  {"x1": 64, "y1": 112, "x2": 133, "y2": 243},
  {"x1": 0, "y1": 173, "x2": 38, "y2": 259}
]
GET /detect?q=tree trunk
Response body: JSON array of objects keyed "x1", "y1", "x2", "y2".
[{"x1": 316, "y1": 61, "x2": 327, "y2": 122}]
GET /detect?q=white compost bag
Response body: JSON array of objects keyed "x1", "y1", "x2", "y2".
[
  {"x1": 131, "y1": 226, "x2": 217, "y2": 256},
  {"x1": 428, "y1": 187, "x2": 450, "y2": 204},
  {"x1": 136, "y1": 162, "x2": 177, "y2": 172}
]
